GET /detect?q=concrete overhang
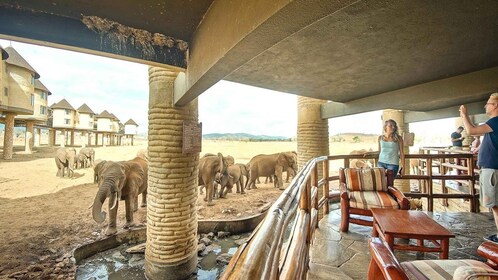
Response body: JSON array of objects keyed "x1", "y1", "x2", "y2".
[{"x1": 1, "y1": 1, "x2": 497, "y2": 122}]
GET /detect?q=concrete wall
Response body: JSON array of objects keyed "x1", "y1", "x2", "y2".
[
  {"x1": 124, "y1": 124, "x2": 137, "y2": 135},
  {"x1": 75, "y1": 113, "x2": 93, "y2": 130},
  {"x1": 5, "y1": 64, "x2": 34, "y2": 113},
  {"x1": 16, "y1": 87, "x2": 49, "y2": 123},
  {"x1": 52, "y1": 109, "x2": 75, "y2": 128},
  {"x1": 96, "y1": 118, "x2": 112, "y2": 132}
]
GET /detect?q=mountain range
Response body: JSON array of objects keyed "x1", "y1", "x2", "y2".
[{"x1": 203, "y1": 133, "x2": 292, "y2": 141}]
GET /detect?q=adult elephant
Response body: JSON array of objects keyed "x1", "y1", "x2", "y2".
[
  {"x1": 55, "y1": 147, "x2": 76, "y2": 178},
  {"x1": 246, "y1": 151, "x2": 298, "y2": 190},
  {"x1": 198, "y1": 153, "x2": 231, "y2": 206},
  {"x1": 217, "y1": 164, "x2": 246, "y2": 198},
  {"x1": 78, "y1": 147, "x2": 95, "y2": 168},
  {"x1": 91, "y1": 157, "x2": 148, "y2": 236}
]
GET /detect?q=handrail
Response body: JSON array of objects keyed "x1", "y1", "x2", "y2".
[{"x1": 220, "y1": 150, "x2": 479, "y2": 279}]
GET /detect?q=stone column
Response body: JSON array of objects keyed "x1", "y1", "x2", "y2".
[
  {"x1": 48, "y1": 129, "x2": 55, "y2": 147},
  {"x1": 3, "y1": 113, "x2": 15, "y2": 160},
  {"x1": 81, "y1": 131, "x2": 87, "y2": 148},
  {"x1": 34, "y1": 128, "x2": 40, "y2": 147},
  {"x1": 24, "y1": 121, "x2": 34, "y2": 153},
  {"x1": 70, "y1": 130, "x2": 75, "y2": 146},
  {"x1": 60, "y1": 130, "x2": 66, "y2": 147},
  {"x1": 297, "y1": 97, "x2": 329, "y2": 171},
  {"x1": 382, "y1": 109, "x2": 410, "y2": 193},
  {"x1": 131, "y1": 135, "x2": 134, "y2": 146},
  {"x1": 88, "y1": 132, "x2": 92, "y2": 147},
  {"x1": 94, "y1": 133, "x2": 98, "y2": 146},
  {"x1": 145, "y1": 66, "x2": 198, "y2": 280}
]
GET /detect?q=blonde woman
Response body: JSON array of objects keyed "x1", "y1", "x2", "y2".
[{"x1": 377, "y1": 119, "x2": 405, "y2": 177}]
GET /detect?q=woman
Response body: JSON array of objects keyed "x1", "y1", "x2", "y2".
[{"x1": 377, "y1": 119, "x2": 405, "y2": 177}]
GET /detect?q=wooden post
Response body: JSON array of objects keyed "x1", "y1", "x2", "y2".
[{"x1": 323, "y1": 159, "x2": 330, "y2": 215}]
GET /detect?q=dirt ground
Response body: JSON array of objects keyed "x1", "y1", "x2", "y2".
[{"x1": 0, "y1": 141, "x2": 284, "y2": 279}]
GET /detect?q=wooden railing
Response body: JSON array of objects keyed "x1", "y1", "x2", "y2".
[{"x1": 220, "y1": 151, "x2": 479, "y2": 279}]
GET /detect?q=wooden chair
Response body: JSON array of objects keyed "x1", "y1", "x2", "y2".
[
  {"x1": 339, "y1": 167, "x2": 409, "y2": 232},
  {"x1": 368, "y1": 237, "x2": 498, "y2": 280}
]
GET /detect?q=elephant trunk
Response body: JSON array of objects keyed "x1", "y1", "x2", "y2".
[{"x1": 92, "y1": 188, "x2": 109, "y2": 223}]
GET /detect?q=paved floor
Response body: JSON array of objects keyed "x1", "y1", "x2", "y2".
[{"x1": 308, "y1": 205, "x2": 496, "y2": 279}]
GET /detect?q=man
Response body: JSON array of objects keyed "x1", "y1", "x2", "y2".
[
  {"x1": 460, "y1": 92, "x2": 498, "y2": 242},
  {"x1": 450, "y1": 126, "x2": 465, "y2": 149}
]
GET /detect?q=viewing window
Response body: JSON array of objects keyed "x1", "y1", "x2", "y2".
[
  {"x1": 40, "y1": 105, "x2": 46, "y2": 115},
  {"x1": 30, "y1": 94, "x2": 34, "y2": 106},
  {"x1": 65, "y1": 109, "x2": 71, "y2": 115},
  {"x1": 3, "y1": 87, "x2": 7, "y2": 96},
  {"x1": 64, "y1": 119, "x2": 70, "y2": 125}
]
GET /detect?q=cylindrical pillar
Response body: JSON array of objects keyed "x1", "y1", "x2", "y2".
[
  {"x1": 382, "y1": 109, "x2": 410, "y2": 193},
  {"x1": 60, "y1": 130, "x2": 66, "y2": 147},
  {"x1": 145, "y1": 66, "x2": 198, "y2": 279},
  {"x1": 3, "y1": 113, "x2": 15, "y2": 160},
  {"x1": 48, "y1": 129, "x2": 55, "y2": 147},
  {"x1": 34, "y1": 128, "x2": 41, "y2": 147},
  {"x1": 297, "y1": 97, "x2": 329, "y2": 171},
  {"x1": 70, "y1": 130, "x2": 75, "y2": 146},
  {"x1": 24, "y1": 121, "x2": 34, "y2": 153}
]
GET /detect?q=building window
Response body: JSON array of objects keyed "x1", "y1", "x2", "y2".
[
  {"x1": 64, "y1": 119, "x2": 70, "y2": 125},
  {"x1": 40, "y1": 105, "x2": 46, "y2": 115},
  {"x1": 31, "y1": 75, "x2": 35, "y2": 85},
  {"x1": 3, "y1": 87, "x2": 7, "y2": 96},
  {"x1": 89, "y1": 121, "x2": 93, "y2": 127},
  {"x1": 41, "y1": 92, "x2": 47, "y2": 100},
  {"x1": 30, "y1": 94, "x2": 34, "y2": 106},
  {"x1": 65, "y1": 109, "x2": 71, "y2": 115}
]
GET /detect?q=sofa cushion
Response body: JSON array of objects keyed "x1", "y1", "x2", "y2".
[
  {"x1": 348, "y1": 191, "x2": 399, "y2": 210},
  {"x1": 344, "y1": 167, "x2": 387, "y2": 192},
  {"x1": 401, "y1": 259, "x2": 492, "y2": 280},
  {"x1": 453, "y1": 266, "x2": 498, "y2": 280}
]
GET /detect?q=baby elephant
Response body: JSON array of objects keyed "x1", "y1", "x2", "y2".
[{"x1": 217, "y1": 164, "x2": 247, "y2": 198}]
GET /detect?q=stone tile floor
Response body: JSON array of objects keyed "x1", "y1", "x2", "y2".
[{"x1": 308, "y1": 205, "x2": 496, "y2": 279}]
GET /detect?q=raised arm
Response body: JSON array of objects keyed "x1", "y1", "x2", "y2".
[{"x1": 460, "y1": 105, "x2": 493, "y2": 135}]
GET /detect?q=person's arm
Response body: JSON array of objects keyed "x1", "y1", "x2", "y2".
[
  {"x1": 460, "y1": 105, "x2": 493, "y2": 135},
  {"x1": 398, "y1": 136, "x2": 405, "y2": 175}
]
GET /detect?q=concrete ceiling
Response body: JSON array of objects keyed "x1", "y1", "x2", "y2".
[{"x1": 1, "y1": 0, "x2": 497, "y2": 122}]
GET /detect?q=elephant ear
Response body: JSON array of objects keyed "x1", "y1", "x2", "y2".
[{"x1": 57, "y1": 150, "x2": 66, "y2": 162}]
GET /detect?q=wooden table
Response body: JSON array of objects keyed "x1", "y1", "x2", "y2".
[{"x1": 371, "y1": 208, "x2": 455, "y2": 259}]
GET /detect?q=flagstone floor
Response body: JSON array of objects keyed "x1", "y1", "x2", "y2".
[{"x1": 308, "y1": 205, "x2": 496, "y2": 279}]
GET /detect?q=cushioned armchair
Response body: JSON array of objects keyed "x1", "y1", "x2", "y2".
[
  {"x1": 368, "y1": 237, "x2": 498, "y2": 280},
  {"x1": 339, "y1": 167, "x2": 410, "y2": 232}
]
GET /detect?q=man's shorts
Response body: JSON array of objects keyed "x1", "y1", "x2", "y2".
[{"x1": 479, "y1": 168, "x2": 498, "y2": 208}]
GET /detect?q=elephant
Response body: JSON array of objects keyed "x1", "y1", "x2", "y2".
[
  {"x1": 199, "y1": 153, "x2": 234, "y2": 196},
  {"x1": 198, "y1": 153, "x2": 232, "y2": 206},
  {"x1": 91, "y1": 156, "x2": 148, "y2": 236},
  {"x1": 260, "y1": 166, "x2": 296, "y2": 184},
  {"x1": 75, "y1": 153, "x2": 87, "y2": 169},
  {"x1": 55, "y1": 147, "x2": 77, "y2": 178},
  {"x1": 245, "y1": 151, "x2": 298, "y2": 190},
  {"x1": 217, "y1": 164, "x2": 246, "y2": 198},
  {"x1": 93, "y1": 160, "x2": 108, "y2": 183},
  {"x1": 78, "y1": 147, "x2": 95, "y2": 168}
]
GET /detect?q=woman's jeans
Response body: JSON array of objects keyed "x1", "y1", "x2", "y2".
[{"x1": 378, "y1": 162, "x2": 399, "y2": 178}]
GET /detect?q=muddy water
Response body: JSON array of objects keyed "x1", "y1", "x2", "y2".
[{"x1": 76, "y1": 234, "x2": 249, "y2": 280}]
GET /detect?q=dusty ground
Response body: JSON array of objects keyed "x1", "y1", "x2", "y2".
[{"x1": 0, "y1": 140, "x2": 286, "y2": 279}]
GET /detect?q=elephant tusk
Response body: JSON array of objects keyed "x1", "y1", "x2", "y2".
[
  {"x1": 110, "y1": 192, "x2": 118, "y2": 210},
  {"x1": 88, "y1": 202, "x2": 94, "y2": 209}
]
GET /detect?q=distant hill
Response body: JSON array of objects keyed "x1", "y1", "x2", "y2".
[{"x1": 203, "y1": 133, "x2": 292, "y2": 141}]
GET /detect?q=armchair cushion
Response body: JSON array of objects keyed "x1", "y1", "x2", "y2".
[
  {"x1": 344, "y1": 167, "x2": 388, "y2": 192},
  {"x1": 402, "y1": 260, "x2": 491, "y2": 280},
  {"x1": 348, "y1": 191, "x2": 400, "y2": 210},
  {"x1": 453, "y1": 266, "x2": 498, "y2": 280}
]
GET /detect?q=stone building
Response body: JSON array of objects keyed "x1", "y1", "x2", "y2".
[{"x1": 0, "y1": 46, "x2": 50, "y2": 158}]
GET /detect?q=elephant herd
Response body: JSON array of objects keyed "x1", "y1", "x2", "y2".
[
  {"x1": 198, "y1": 151, "x2": 298, "y2": 206},
  {"x1": 54, "y1": 147, "x2": 95, "y2": 178}
]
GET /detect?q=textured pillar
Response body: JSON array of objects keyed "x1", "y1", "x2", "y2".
[
  {"x1": 145, "y1": 66, "x2": 199, "y2": 280},
  {"x1": 382, "y1": 110, "x2": 410, "y2": 193},
  {"x1": 34, "y1": 128, "x2": 40, "y2": 147},
  {"x1": 48, "y1": 129, "x2": 55, "y2": 147},
  {"x1": 70, "y1": 131, "x2": 75, "y2": 146},
  {"x1": 297, "y1": 97, "x2": 329, "y2": 171},
  {"x1": 3, "y1": 113, "x2": 15, "y2": 160},
  {"x1": 60, "y1": 130, "x2": 66, "y2": 147},
  {"x1": 24, "y1": 121, "x2": 34, "y2": 153}
]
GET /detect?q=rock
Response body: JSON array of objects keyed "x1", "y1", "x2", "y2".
[
  {"x1": 200, "y1": 237, "x2": 212, "y2": 246},
  {"x1": 197, "y1": 243, "x2": 206, "y2": 255},
  {"x1": 111, "y1": 251, "x2": 128, "y2": 263},
  {"x1": 126, "y1": 243, "x2": 146, "y2": 254},
  {"x1": 129, "y1": 255, "x2": 144, "y2": 267},
  {"x1": 207, "y1": 232, "x2": 215, "y2": 239},
  {"x1": 27, "y1": 264, "x2": 44, "y2": 272},
  {"x1": 216, "y1": 253, "x2": 232, "y2": 265},
  {"x1": 231, "y1": 235, "x2": 241, "y2": 240},
  {"x1": 234, "y1": 238, "x2": 248, "y2": 246},
  {"x1": 217, "y1": 231, "x2": 230, "y2": 238}
]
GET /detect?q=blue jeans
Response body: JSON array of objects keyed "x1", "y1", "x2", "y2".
[{"x1": 378, "y1": 162, "x2": 399, "y2": 178}]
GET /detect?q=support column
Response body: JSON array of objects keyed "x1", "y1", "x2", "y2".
[
  {"x1": 34, "y1": 128, "x2": 40, "y2": 147},
  {"x1": 95, "y1": 133, "x2": 99, "y2": 146},
  {"x1": 88, "y1": 132, "x2": 92, "y2": 147},
  {"x1": 3, "y1": 113, "x2": 15, "y2": 160},
  {"x1": 145, "y1": 66, "x2": 198, "y2": 280},
  {"x1": 70, "y1": 130, "x2": 75, "y2": 146},
  {"x1": 297, "y1": 97, "x2": 329, "y2": 171},
  {"x1": 81, "y1": 131, "x2": 87, "y2": 148},
  {"x1": 48, "y1": 129, "x2": 55, "y2": 147},
  {"x1": 131, "y1": 135, "x2": 134, "y2": 146},
  {"x1": 382, "y1": 109, "x2": 410, "y2": 193},
  {"x1": 61, "y1": 130, "x2": 66, "y2": 147},
  {"x1": 24, "y1": 121, "x2": 34, "y2": 153}
]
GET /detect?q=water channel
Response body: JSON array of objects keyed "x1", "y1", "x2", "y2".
[{"x1": 76, "y1": 233, "x2": 250, "y2": 280}]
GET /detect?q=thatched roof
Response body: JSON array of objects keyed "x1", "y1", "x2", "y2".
[
  {"x1": 51, "y1": 99, "x2": 75, "y2": 110},
  {"x1": 77, "y1": 103, "x2": 95, "y2": 115},
  {"x1": 95, "y1": 110, "x2": 114, "y2": 119},
  {"x1": 124, "y1": 119, "x2": 138, "y2": 126},
  {"x1": 109, "y1": 113, "x2": 120, "y2": 121},
  {"x1": 34, "y1": 80, "x2": 52, "y2": 95},
  {"x1": 4, "y1": 46, "x2": 40, "y2": 79}
]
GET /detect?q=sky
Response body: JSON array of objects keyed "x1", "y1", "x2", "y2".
[{"x1": 0, "y1": 39, "x2": 459, "y2": 141}]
